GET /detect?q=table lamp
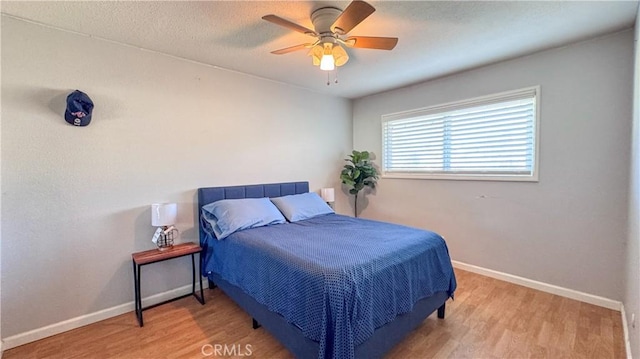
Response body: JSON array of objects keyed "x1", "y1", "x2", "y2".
[
  {"x1": 320, "y1": 188, "x2": 335, "y2": 208},
  {"x1": 151, "y1": 203, "x2": 177, "y2": 250}
]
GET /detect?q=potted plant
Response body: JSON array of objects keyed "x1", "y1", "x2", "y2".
[{"x1": 340, "y1": 150, "x2": 379, "y2": 217}]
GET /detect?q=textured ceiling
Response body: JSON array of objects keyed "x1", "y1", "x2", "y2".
[{"x1": 2, "y1": 1, "x2": 638, "y2": 99}]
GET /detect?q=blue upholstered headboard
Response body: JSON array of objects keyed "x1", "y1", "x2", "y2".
[{"x1": 197, "y1": 181, "x2": 309, "y2": 244}]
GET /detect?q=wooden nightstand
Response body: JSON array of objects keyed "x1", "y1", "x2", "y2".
[{"x1": 132, "y1": 242, "x2": 205, "y2": 327}]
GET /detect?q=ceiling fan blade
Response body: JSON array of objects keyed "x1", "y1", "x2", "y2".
[
  {"x1": 271, "y1": 43, "x2": 314, "y2": 55},
  {"x1": 331, "y1": 0, "x2": 376, "y2": 35},
  {"x1": 262, "y1": 15, "x2": 317, "y2": 36},
  {"x1": 346, "y1": 36, "x2": 398, "y2": 50}
]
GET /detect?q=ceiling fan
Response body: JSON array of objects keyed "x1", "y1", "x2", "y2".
[{"x1": 262, "y1": 0, "x2": 398, "y2": 73}]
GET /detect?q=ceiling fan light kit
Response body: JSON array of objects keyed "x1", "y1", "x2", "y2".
[
  {"x1": 262, "y1": 0, "x2": 398, "y2": 83},
  {"x1": 311, "y1": 42, "x2": 349, "y2": 71}
]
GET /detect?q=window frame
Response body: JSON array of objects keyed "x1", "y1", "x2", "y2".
[{"x1": 381, "y1": 86, "x2": 540, "y2": 182}]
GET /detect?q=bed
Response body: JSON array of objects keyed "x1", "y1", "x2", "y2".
[{"x1": 198, "y1": 181, "x2": 456, "y2": 359}]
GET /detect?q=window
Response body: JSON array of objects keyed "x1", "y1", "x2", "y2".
[{"x1": 382, "y1": 87, "x2": 539, "y2": 181}]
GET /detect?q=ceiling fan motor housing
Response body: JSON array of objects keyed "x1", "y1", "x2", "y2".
[{"x1": 311, "y1": 7, "x2": 343, "y2": 40}]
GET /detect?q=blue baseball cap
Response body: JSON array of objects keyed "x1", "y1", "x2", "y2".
[{"x1": 65, "y1": 90, "x2": 94, "y2": 126}]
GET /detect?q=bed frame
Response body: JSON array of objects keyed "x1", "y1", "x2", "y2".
[{"x1": 197, "y1": 181, "x2": 448, "y2": 358}]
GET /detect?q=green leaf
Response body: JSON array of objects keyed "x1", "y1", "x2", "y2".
[
  {"x1": 349, "y1": 189, "x2": 358, "y2": 195},
  {"x1": 342, "y1": 179, "x2": 355, "y2": 187}
]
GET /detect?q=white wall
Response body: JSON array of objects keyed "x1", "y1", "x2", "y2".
[
  {"x1": 353, "y1": 30, "x2": 633, "y2": 300},
  {"x1": 0, "y1": 17, "x2": 352, "y2": 339},
  {"x1": 625, "y1": 5, "x2": 640, "y2": 358},
  {"x1": 0, "y1": 9, "x2": 3, "y2": 357}
]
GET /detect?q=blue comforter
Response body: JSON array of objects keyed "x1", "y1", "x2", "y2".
[{"x1": 202, "y1": 214, "x2": 456, "y2": 359}]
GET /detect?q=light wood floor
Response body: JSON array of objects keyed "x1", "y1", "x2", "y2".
[{"x1": 4, "y1": 269, "x2": 625, "y2": 358}]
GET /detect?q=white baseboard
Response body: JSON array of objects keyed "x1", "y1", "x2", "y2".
[
  {"x1": 452, "y1": 260, "x2": 621, "y2": 311},
  {"x1": 621, "y1": 304, "x2": 633, "y2": 359},
  {"x1": 3, "y1": 280, "x2": 209, "y2": 351}
]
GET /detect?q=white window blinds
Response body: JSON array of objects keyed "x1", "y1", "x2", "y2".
[{"x1": 382, "y1": 87, "x2": 539, "y2": 181}]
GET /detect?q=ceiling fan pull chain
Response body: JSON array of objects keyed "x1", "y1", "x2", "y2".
[
  {"x1": 334, "y1": 68, "x2": 339, "y2": 84},
  {"x1": 327, "y1": 72, "x2": 331, "y2": 86}
]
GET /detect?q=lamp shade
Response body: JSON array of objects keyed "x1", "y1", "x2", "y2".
[
  {"x1": 320, "y1": 54, "x2": 335, "y2": 71},
  {"x1": 151, "y1": 203, "x2": 177, "y2": 226},
  {"x1": 320, "y1": 188, "x2": 335, "y2": 203},
  {"x1": 311, "y1": 44, "x2": 323, "y2": 66},
  {"x1": 332, "y1": 45, "x2": 349, "y2": 67},
  {"x1": 320, "y1": 43, "x2": 335, "y2": 71}
]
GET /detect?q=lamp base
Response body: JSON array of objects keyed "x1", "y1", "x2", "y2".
[{"x1": 157, "y1": 227, "x2": 176, "y2": 251}]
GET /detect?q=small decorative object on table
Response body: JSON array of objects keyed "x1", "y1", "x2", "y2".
[{"x1": 151, "y1": 203, "x2": 178, "y2": 251}]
